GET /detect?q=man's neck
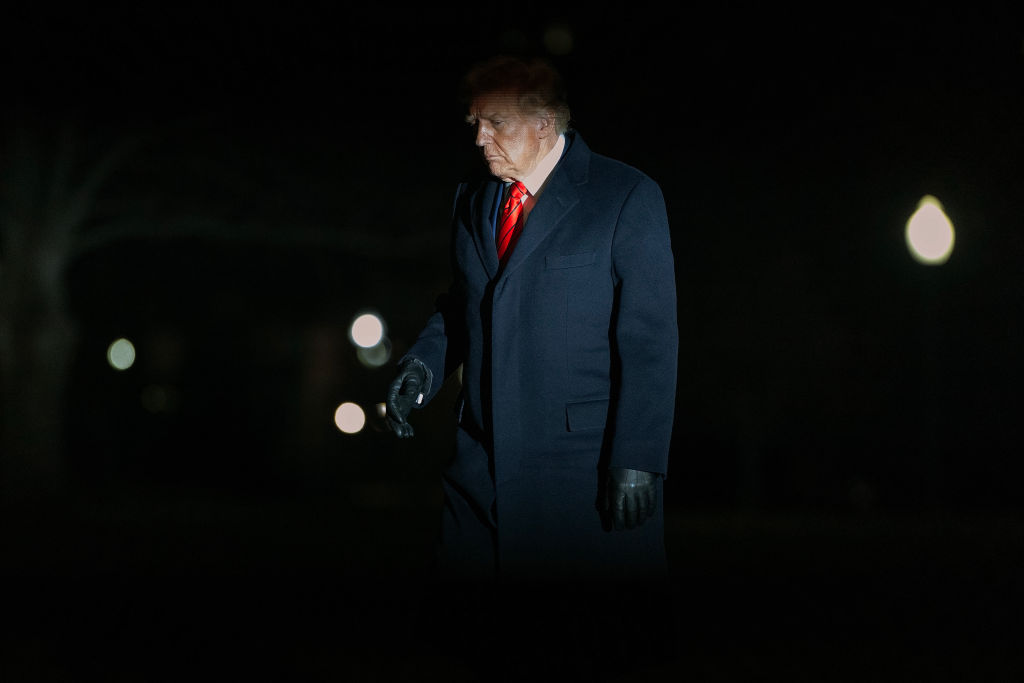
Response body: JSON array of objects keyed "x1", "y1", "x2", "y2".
[{"x1": 519, "y1": 134, "x2": 566, "y2": 196}]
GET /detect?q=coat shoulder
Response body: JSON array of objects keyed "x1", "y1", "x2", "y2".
[
  {"x1": 565, "y1": 133, "x2": 661, "y2": 196},
  {"x1": 589, "y1": 151, "x2": 660, "y2": 189}
]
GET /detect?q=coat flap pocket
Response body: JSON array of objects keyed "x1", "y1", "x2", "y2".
[
  {"x1": 565, "y1": 398, "x2": 609, "y2": 432},
  {"x1": 546, "y1": 251, "x2": 596, "y2": 269}
]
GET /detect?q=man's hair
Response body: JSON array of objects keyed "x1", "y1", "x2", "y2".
[{"x1": 460, "y1": 55, "x2": 572, "y2": 134}]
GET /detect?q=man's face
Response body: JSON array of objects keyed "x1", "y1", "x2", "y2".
[{"x1": 467, "y1": 92, "x2": 548, "y2": 182}]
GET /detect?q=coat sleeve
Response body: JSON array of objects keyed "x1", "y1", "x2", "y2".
[
  {"x1": 399, "y1": 292, "x2": 465, "y2": 405},
  {"x1": 398, "y1": 183, "x2": 469, "y2": 404},
  {"x1": 607, "y1": 176, "x2": 679, "y2": 476}
]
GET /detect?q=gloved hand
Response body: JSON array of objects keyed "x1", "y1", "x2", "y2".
[
  {"x1": 385, "y1": 359, "x2": 428, "y2": 438},
  {"x1": 603, "y1": 468, "x2": 658, "y2": 530}
]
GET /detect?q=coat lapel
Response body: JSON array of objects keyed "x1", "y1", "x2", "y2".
[
  {"x1": 498, "y1": 132, "x2": 588, "y2": 281},
  {"x1": 469, "y1": 179, "x2": 502, "y2": 279}
]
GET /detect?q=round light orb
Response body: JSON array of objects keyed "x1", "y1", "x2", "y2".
[
  {"x1": 107, "y1": 338, "x2": 136, "y2": 371},
  {"x1": 356, "y1": 339, "x2": 391, "y2": 368},
  {"x1": 334, "y1": 402, "x2": 366, "y2": 434},
  {"x1": 543, "y1": 23, "x2": 574, "y2": 55},
  {"x1": 350, "y1": 313, "x2": 385, "y2": 349},
  {"x1": 906, "y1": 195, "x2": 955, "y2": 265}
]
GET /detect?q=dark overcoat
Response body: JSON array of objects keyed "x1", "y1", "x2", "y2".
[{"x1": 404, "y1": 131, "x2": 678, "y2": 582}]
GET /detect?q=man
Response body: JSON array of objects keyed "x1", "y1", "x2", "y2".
[
  {"x1": 385, "y1": 57, "x2": 678, "y2": 672},
  {"x1": 387, "y1": 60, "x2": 675, "y2": 679},
  {"x1": 386, "y1": 52, "x2": 679, "y2": 673}
]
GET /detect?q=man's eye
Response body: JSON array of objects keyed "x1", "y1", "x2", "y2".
[{"x1": 492, "y1": 120, "x2": 504, "y2": 127}]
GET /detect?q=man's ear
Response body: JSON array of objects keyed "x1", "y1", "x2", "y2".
[{"x1": 535, "y1": 112, "x2": 556, "y2": 138}]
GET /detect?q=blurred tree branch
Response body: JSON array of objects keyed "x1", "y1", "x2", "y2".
[
  {"x1": 0, "y1": 112, "x2": 448, "y2": 501},
  {"x1": 0, "y1": 120, "x2": 136, "y2": 501}
]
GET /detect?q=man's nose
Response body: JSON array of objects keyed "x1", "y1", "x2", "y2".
[{"x1": 475, "y1": 125, "x2": 491, "y2": 147}]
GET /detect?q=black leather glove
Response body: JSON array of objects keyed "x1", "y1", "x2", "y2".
[
  {"x1": 385, "y1": 358, "x2": 429, "y2": 438},
  {"x1": 603, "y1": 468, "x2": 658, "y2": 530}
]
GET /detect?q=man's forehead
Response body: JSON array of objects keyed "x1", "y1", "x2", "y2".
[{"x1": 469, "y1": 92, "x2": 522, "y2": 118}]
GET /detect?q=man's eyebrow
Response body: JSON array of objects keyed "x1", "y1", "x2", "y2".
[{"x1": 465, "y1": 111, "x2": 506, "y2": 124}]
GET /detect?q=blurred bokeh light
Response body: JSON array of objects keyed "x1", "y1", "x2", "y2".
[
  {"x1": 350, "y1": 311, "x2": 391, "y2": 368},
  {"x1": 349, "y1": 313, "x2": 385, "y2": 348},
  {"x1": 107, "y1": 338, "x2": 136, "y2": 371},
  {"x1": 334, "y1": 402, "x2": 366, "y2": 434},
  {"x1": 906, "y1": 195, "x2": 955, "y2": 265},
  {"x1": 356, "y1": 340, "x2": 391, "y2": 368},
  {"x1": 543, "y1": 22, "x2": 574, "y2": 55}
]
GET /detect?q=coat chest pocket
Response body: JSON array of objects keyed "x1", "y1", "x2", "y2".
[{"x1": 546, "y1": 252, "x2": 596, "y2": 269}]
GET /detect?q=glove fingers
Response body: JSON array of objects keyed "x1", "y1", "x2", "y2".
[
  {"x1": 385, "y1": 402, "x2": 407, "y2": 428},
  {"x1": 641, "y1": 486, "x2": 656, "y2": 524},
  {"x1": 623, "y1": 494, "x2": 638, "y2": 529},
  {"x1": 387, "y1": 376, "x2": 423, "y2": 423},
  {"x1": 384, "y1": 362, "x2": 428, "y2": 439},
  {"x1": 385, "y1": 411, "x2": 413, "y2": 438},
  {"x1": 611, "y1": 490, "x2": 626, "y2": 531},
  {"x1": 401, "y1": 376, "x2": 422, "y2": 397},
  {"x1": 387, "y1": 395, "x2": 412, "y2": 421},
  {"x1": 605, "y1": 468, "x2": 660, "y2": 530},
  {"x1": 648, "y1": 486, "x2": 658, "y2": 519},
  {"x1": 385, "y1": 382, "x2": 408, "y2": 425}
]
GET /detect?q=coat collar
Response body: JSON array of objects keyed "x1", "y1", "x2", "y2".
[{"x1": 470, "y1": 131, "x2": 590, "y2": 281}]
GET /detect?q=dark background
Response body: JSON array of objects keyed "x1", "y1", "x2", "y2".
[{"x1": 2, "y1": 3, "x2": 1023, "y2": 681}]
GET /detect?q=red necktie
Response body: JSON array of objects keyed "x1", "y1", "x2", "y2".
[{"x1": 496, "y1": 182, "x2": 528, "y2": 264}]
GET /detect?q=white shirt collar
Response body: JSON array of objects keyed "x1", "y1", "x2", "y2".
[{"x1": 520, "y1": 134, "x2": 565, "y2": 197}]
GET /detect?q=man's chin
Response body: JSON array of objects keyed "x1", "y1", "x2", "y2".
[{"x1": 485, "y1": 161, "x2": 509, "y2": 179}]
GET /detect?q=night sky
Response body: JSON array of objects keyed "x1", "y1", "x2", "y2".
[
  {"x1": 4, "y1": 3, "x2": 1023, "y2": 509},
  {"x1": 3, "y1": 4, "x2": 1024, "y2": 681}
]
